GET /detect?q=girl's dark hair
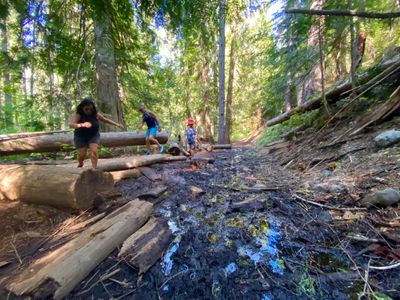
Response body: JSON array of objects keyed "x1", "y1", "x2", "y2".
[{"x1": 76, "y1": 98, "x2": 98, "y2": 116}]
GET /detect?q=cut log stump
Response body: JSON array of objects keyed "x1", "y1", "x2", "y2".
[
  {"x1": 7, "y1": 199, "x2": 153, "y2": 299},
  {"x1": 118, "y1": 217, "x2": 173, "y2": 274},
  {"x1": 0, "y1": 165, "x2": 114, "y2": 210}
]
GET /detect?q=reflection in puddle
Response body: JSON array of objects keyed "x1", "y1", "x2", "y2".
[
  {"x1": 161, "y1": 235, "x2": 181, "y2": 276},
  {"x1": 224, "y1": 262, "x2": 238, "y2": 276},
  {"x1": 238, "y1": 221, "x2": 284, "y2": 275}
]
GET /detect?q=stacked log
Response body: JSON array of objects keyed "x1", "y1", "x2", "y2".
[{"x1": 0, "y1": 131, "x2": 169, "y2": 156}]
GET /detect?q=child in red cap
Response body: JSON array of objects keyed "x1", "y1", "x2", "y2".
[{"x1": 184, "y1": 118, "x2": 197, "y2": 156}]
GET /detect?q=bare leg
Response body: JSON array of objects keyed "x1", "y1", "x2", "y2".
[
  {"x1": 148, "y1": 136, "x2": 161, "y2": 147},
  {"x1": 77, "y1": 147, "x2": 87, "y2": 167},
  {"x1": 145, "y1": 137, "x2": 152, "y2": 152},
  {"x1": 89, "y1": 143, "x2": 99, "y2": 169}
]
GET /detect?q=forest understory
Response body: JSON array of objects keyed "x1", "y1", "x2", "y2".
[{"x1": 0, "y1": 110, "x2": 399, "y2": 300}]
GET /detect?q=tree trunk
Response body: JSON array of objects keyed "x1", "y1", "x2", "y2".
[
  {"x1": 92, "y1": 1, "x2": 124, "y2": 131},
  {"x1": 0, "y1": 131, "x2": 169, "y2": 155},
  {"x1": 224, "y1": 17, "x2": 237, "y2": 144},
  {"x1": 355, "y1": 31, "x2": 366, "y2": 70},
  {"x1": 217, "y1": 0, "x2": 226, "y2": 144},
  {"x1": 1, "y1": 17, "x2": 12, "y2": 126},
  {"x1": 302, "y1": 0, "x2": 325, "y2": 102},
  {"x1": 8, "y1": 199, "x2": 153, "y2": 299},
  {"x1": 0, "y1": 165, "x2": 114, "y2": 210},
  {"x1": 284, "y1": 76, "x2": 292, "y2": 112},
  {"x1": 199, "y1": 41, "x2": 214, "y2": 142},
  {"x1": 317, "y1": 17, "x2": 330, "y2": 116}
]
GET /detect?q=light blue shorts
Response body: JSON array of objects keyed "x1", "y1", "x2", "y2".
[{"x1": 146, "y1": 126, "x2": 158, "y2": 137}]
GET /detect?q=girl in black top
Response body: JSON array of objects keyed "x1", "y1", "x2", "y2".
[{"x1": 69, "y1": 98, "x2": 123, "y2": 169}]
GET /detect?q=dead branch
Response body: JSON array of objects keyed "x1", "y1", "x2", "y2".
[
  {"x1": 286, "y1": 8, "x2": 400, "y2": 19},
  {"x1": 292, "y1": 194, "x2": 367, "y2": 211}
]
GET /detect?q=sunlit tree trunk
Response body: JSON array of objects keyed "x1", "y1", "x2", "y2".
[
  {"x1": 284, "y1": 77, "x2": 292, "y2": 113},
  {"x1": 1, "y1": 17, "x2": 12, "y2": 126},
  {"x1": 224, "y1": 17, "x2": 237, "y2": 144},
  {"x1": 217, "y1": 0, "x2": 225, "y2": 144},
  {"x1": 92, "y1": 0, "x2": 124, "y2": 131}
]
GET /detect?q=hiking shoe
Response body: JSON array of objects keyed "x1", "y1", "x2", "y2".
[{"x1": 157, "y1": 145, "x2": 164, "y2": 153}]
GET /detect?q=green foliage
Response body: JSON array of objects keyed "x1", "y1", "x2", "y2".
[{"x1": 255, "y1": 110, "x2": 320, "y2": 145}]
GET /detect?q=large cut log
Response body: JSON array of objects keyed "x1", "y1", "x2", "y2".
[
  {"x1": 266, "y1": 55, "x2": 400, "y2": 127},
  {"x1": 0, "y1": 131, "x2": 169, "y2": 156},
  {"x1": 0, "y1": 165, "x2": 114, "y2": 210},
  {"x1": 0, "y1": 130, "x2": 71, "y2": 142},
  {"x1": 7, "y1": 199, "x2": 153, "y2": 299},
  {"x1": 118, "y1": 217, "x2": 173, "y2": 274}
]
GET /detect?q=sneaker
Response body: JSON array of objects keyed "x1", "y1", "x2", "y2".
[
  {"x1": 144, "y1": 151, "x2": 151, "y2": 155},
  {"x1": 157, "y1": 145, "x2": 164, "y2": 153}
]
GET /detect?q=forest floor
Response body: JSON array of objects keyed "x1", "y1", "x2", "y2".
[{"x1": 0, "y1": 116, "x2": 399, "y2": 299}]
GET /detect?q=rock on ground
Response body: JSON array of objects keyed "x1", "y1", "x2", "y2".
[
  {"x1": 361, "y1": 188, "x2": 400, "y2": 208},
  {"x1": 374, "y1": 130, "x2": 400, "y2": 148}
]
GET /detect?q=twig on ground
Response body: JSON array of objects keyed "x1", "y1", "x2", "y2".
[
  {"x1": 10, "y1": 241, "x2": 22, "y2": 265},
  {"x1": 369, "y1": 261, "x2": 400, "y2": 270},
  {"x1": 339, "y1": 241, "x2": 374, "y2": 296},
  {"x1": 158, "y1": 268, "x2": 193, "y2": 290},
  {"x1": 293, "y1": 194, "x2": 367, "y2": 211}
]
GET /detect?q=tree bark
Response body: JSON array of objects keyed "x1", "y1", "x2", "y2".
[
  {"x1": 92, "y1": 0, "x2": 124, "y2": 131},
  {"x1": 0, "y1": 131, "x2": 169, "y2": 155},
  {"x1": 217, "y1": 0, "x2": 226, "y2": 144},
  {"x1": 7, "y1": 199, "x2": 153, "y2": 299},
  {"x1": 118, "y1": 217, "x2": 173, "y2": 274},
  {"x1": 317, "y1": 17, "x2": 330, "y2": 116},
  {"x1": 285, "y1": 9, "x2": 400, "y2": 19},
  {"x1": 302, "y1": 0, "x2": 325, "y2": 102},
  {"x1": 0, "y1": 165, "x2": 114, "y2": 210},
  {"x1": 199, "y1": 39, "x2": 214, "y2": 142},
  {"x1": 355, "y1": 31, "x2": 366, "y2": 70},
  {"x1": 224, "y1": 17, "x2": 237, "y2": 144},
  {"x1": 1, "y1": 17, "x2": 12, "y2": 126}
]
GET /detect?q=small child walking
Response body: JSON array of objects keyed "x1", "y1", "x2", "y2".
[{"x1": 184, "y1": 118, "x2": 197, "y2": 156}]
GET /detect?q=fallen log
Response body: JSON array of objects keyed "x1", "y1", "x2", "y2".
[
  {"x1": 0, "y1": 130, "x2": 70, "y2": 142},
  {"x1": 110, "y1": 169, "x2": 141, "y2": 181},
  {"x1": 118, "y1": 217, "x2": 173, "y2": 274},
  {"x1": 266, "y1": 55, "x2": 400, "y2": 127},
  {"x1": 7, "y1": 199, "x2": 153, "y2": 299},
  {"x1": 0, "y1": 165, "x2": 114, "y2": 210},
  {"x1": 213, "y1": 144, "x2": 232, "y2": 149},
  {"x1": 0, "y1": 131, "x2": 169, "y2": 156},
  {"x1": 140, "y1": 167, "x2": 162, "y2": 181}
]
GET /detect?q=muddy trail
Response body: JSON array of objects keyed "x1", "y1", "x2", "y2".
[{"x1": 49, "y1": 145, "x2": 395, "y2": 300}]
